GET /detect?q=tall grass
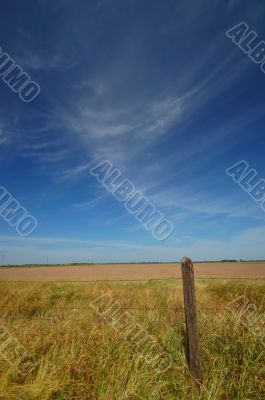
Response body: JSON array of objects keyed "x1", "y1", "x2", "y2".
[{"x1": 0, "y1": 280, "x2": 264, "y2": 399}]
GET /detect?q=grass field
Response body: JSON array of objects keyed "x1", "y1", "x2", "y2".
[{"x1": 0, "y1": 279, "x2": 264, "y2": 399}]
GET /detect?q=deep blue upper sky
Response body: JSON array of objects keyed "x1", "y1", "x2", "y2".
[{"x1": 0, "y1": 0, "x2": 265, "y2": 263}]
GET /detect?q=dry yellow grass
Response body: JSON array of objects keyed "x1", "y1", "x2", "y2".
[{"x1": 0, "y1": 279, "x2": 264, "y2": 399}]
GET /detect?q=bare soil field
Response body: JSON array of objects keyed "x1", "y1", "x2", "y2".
[{"x1": 0, "y1": 262, "x2": 264, "y2": 281}]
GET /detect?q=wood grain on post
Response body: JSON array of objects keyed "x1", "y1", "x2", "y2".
[{"x1": 181, "y1": 257, "x2": 203, "y2": 385}]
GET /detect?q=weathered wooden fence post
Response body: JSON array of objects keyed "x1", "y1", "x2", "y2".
[{"x1": 181, "y1": 257, "x2": 203, "y2": 385}]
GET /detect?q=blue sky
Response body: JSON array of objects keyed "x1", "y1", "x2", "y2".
[{"x1": 0, "y1": 0, "x2": 265, "y2": 264}]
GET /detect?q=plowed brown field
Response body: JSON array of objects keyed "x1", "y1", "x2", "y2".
[{"x1": 0, "y1": 262, "x2": 264, "y2": 281}]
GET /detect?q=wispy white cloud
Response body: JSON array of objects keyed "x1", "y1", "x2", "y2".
[
  {"x1": 59, "y1": 94, "x2": 183, "y2": 166},
  {"x1": 73, "y1": 193, "x2": 108, "y2": 210},
  {"x1": 60, "y1": 163, "x2": 92, "y2": 180},
  {"x1": 0, "y1": 131, "x2": 7, "y2": 146},
  {"x1": 17, "y1": 52, "x2": 63, "y2": 71},
  {"x1": 19, "y1": 141, "x2": 56, "y2": 151},
  {"x1": 21, "y1": 149, "x2": 69, "y2": 163}
]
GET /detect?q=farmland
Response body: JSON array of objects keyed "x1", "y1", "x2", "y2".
[
  {"x1": 0, "y1": 262, "x2": 265, "y2": 281},
  {"x1": 0, "y1": 278, "x2": 264, "y2": 399}
]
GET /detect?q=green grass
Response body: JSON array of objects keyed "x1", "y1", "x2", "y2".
[{"x1": 0, "y1": 280, "x2": 264, "y2": 399}]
